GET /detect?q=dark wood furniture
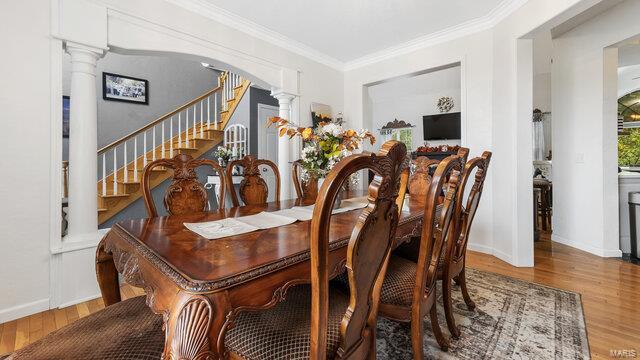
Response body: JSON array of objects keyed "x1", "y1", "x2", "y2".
[
  {"x1": 226, "y1": 155, "x2": 280, "y2": 207},
  {"x1": 377, "y1": 155, "x2": 463, "y2": 357},
  {"x1": 225, "y1": 141, "x2": 408, "y2": 359},
  {"x1": 411, "y1": 150, "x2": 457, "y2": 161},
  {"x1": 292, "y1": 160, "x2": 319, "y2": 202},
  {"x1": 141, "y1": 154, "x2": 226, "y2": 217},
  {"x1": 440, "y1": 151, "x2": 492, "y2": 339},
  {"x1": 95, "y1": 151, "x2": 426, "y2": 359},
  {"x1": 408, "y1": 157, "x2": 440, "y2": 196},
  {"x1": 533, "y1": 178, "x2": 552, "y2": 231}
]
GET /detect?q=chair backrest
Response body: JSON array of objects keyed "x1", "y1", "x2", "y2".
[
  {"x1": 141, "y1": 154, "x2": 226, "y2": 217},
  {"x1": 447, "y1": 151, "x2": 492, "y2": 262},
  {"x1": 310, "y1": 140, "x2": 408, "y2": 359},
  {"x1": 226, "y1": 155, "x2": 280, "y2": 207},
  {"x1": 292, "y1": 160, "x2": 319, "y2": 202},
  {"x1": 412, "y1": 155, "x2": 463, "y2": 305}
]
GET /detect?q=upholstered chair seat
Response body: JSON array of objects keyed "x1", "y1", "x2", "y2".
[
  {"x1": 4, "y1": 296, "x2": 164, "y2": 360},
  {"x1": 225, "y1": 285, "x2": 350, "y2": 360}
]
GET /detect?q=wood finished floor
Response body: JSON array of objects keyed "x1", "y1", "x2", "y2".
[{"x1": 0, "y1": 233, "x2": 637, "y2": 359}]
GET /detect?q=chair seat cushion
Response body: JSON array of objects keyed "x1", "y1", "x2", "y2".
[
  {"x1": 380, "y1": 255, "x2": 418, "y2": 306},
  {"x1": 225, "y1": 285, "x2": 349, "y2": 360},
  {"x1": 7, "y1": 296, "x2": 164, "y2": 360}
]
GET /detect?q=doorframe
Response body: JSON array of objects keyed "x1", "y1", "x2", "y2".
[{"x1": 257, "y1": 103, "x2": 280, "y2": 160}]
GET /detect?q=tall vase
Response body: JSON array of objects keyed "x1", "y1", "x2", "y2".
[{"x1": 302, "y1": 176, "x2": 319, "y2": 202}]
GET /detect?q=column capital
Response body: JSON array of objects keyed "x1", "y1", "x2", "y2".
[
  {"x1": 65, "y1": 41, "x2": 107, "y2": 59},
  {"x1": 270, "y1": 89, "x2": 297, "y2": 104}
]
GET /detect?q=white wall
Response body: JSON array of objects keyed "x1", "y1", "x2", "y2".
[
  {"x1": 551, "y1": 0, "x2": 640, "y2": 257},
  {"x1": 0, "y1": 0, "x2": 53, "y2": 321},
  {"x1": 533, "y1": 31, "x2": 552, "y2": 112},
  {"x1": 367, "y1": 66, "x2": 462, "y2": 150}
]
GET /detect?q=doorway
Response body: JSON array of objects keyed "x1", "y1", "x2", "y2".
[{"x1": 257, "y1": 104, "x2": 279, "y2": 202}]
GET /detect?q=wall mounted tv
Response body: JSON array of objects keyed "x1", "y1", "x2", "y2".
[{"x1": 423, "y1": 112, "x2": 461, "y2": 140}]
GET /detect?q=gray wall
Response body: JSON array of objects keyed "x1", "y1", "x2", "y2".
[{"x1": 62, "y1": 52, "x2": 218, "y2": 159}]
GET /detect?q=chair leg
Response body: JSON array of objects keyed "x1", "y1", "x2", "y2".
[
  {"x1": 429, "y1": 304, "x2": 449, "y2": 351},
  {"x1": 410, "y1": 307, "x2": 426, "y2": 360},
  {"x1": 457, "y1": 268, "x2": 475, "y2": 310},
  {"x1": 442, "y1": 277, "x2": 460, "y2": 339}
]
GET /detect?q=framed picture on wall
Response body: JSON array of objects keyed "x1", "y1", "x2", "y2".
[
  {"x1": 102, "y1": 72, "x2": 149, "y2": 105},
  {"x1": 310, "y1": 102, "x2": 332, "y2": 128},
  {"x1": 62, "y1": 96, "x2": 70, "y2": 138}
]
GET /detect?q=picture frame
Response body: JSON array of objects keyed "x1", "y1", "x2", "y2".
[
  {"x1": 102, "y1": 72, "x2": 149, "y2": 105},
  {"x1": 62, "y1": 95, "x2": 70, "y2": 138},
  {"x1": 310, "y1": 102, "x2": 332, "y2": 128}
]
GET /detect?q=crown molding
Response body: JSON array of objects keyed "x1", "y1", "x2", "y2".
[
  {"x1": 166, "y1": 0, "x2": 528, "y2": 72},
  {"x1": 164, "y1": 0, "x2": 345, "y2": 71},
  {"x1": 343, "y1": 0, "x2": 528, "y2": 71}
]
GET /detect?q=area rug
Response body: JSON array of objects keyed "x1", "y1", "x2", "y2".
[{"x1": 375, "y1": 268, "x2": 590, "y2": 359}]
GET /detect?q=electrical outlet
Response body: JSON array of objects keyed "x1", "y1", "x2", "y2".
[{"x1": 575, "y1": 153, "x2": 584, "y2": 163}]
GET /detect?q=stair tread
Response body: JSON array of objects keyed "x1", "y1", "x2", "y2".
[
  {"x1": 118, "y1": 180, "x2": 141, "y2": 185},
  {"x1": 100, "y1": 193, "x2": 130, "y2": 198}
]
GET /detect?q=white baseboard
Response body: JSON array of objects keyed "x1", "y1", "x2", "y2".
[
  {"x1": 58, "y1": 292, "x2": 102, "y2": 309},
  {"x1": 467, "y1": 242, "x2": 515, "y2": 266},
  {"x1": 551, "y1": 234, "x2": 622, "y2": 258},
  {"x1": 0, "y1": 298, "x2": 50, "y2": 323}
]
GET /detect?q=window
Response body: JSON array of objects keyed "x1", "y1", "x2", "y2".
[{"x1": 391, "y1": 128, "x2": 413, "y2": 150}]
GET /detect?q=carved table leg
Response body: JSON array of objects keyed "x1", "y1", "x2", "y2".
[
  {"x1": 163, "y1": 292, "x2": 231, "y2": 360},
  {"x1": 95, "y1": 239, "x2": 121, "y2": 306}
]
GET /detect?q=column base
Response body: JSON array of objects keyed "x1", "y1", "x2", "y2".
[{"x1": 56, "y1": 228, "x2": 110, "y2": 254}]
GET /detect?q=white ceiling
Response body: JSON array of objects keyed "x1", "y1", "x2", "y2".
[{"x1": 202, "y1": 0, "x2": 510, "y2": 64}]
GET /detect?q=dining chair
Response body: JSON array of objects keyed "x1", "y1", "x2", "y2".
[
  {"x1": 440, "y1": 151, "x2": 492, "y2": 339},
  {"x1": 377, "y1": 155, "x2": 463, "y2": 356},
  {"x1": 141, "y1": 153, "x2": 227, "y2": 217},
  {"x1": 409, "y1": 147, "x2": 469, "y2": 196},
  {"x1": 292, "y1": 159, "x2": 319, "y2": 202},
  {"x1": 224, "y1": 140, "x2": 408, "y2": 360},
  {"x1": 2, "y1": 295, "x2": 164, "y2": 359},
  {"x1": 227, "y1": 154, "x2": 280, "y2": 206}
]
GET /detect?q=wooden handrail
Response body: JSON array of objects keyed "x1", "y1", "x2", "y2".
[{"x1": 97, "y1": 83, "x2": 224, "y2": 155}]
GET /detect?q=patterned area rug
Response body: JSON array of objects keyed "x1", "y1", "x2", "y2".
[{"x1": 376, "y1": 268, "x2": 590, "y2": 359}]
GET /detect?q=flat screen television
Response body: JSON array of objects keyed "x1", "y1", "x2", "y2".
[{"x1": 423, "y1": 112, "x2": 461, "y2": 140}]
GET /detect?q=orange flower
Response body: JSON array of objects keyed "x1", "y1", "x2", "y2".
[{"x1": 302, "y1": 127, "x2": 313, "y2": 140}]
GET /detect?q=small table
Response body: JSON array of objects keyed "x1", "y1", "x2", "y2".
[{"x1": 95, "y1": 193, "x2": 425, "y2": 359}]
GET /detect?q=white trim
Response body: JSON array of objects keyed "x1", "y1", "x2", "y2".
[
  {"x1": 57, "y1": 293, "x2": 102, "y2": 309},
  {"x1": 0, "y1": 298, "x2": 50, "y2": 324},
  {"x1": 163, "y1": 0, "x2": 344, "y2": 70},
  {"x1": 552, "y1": 234, "x2": 623, "y2": 258},
  {"x1": 54, "y1": 228, "x2": 110, "y2": 254},
  {"x1": 164, "y1": 0, "x2": 528, "y2": 72},
  {"x1": 467, "y1": 243, "x2": 516, "y2": 266}
]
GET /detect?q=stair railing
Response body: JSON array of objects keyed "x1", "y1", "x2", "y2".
[{"x1": 95, "y1": 71, "x2": 242, "y2": 196}]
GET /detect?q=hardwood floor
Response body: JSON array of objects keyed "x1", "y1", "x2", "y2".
[{"x1": 0, "y1": 234, "x2": 637, "y2": 359}]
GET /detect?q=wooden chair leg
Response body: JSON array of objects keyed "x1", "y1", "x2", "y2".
[
  {"x1": 442, "y1": 277, "x2": 460, "y2": 339},
  {"x1": 456, "y1": 268, "x2": 475, "y2": 310},
  {"x1": 429, "y1": 304, "x2": 449, "y2": 351},
  {"x1": 410, "y1": 306, "x2": 426, "y2": 360}
]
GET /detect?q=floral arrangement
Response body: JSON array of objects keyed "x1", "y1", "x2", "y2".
[
  {"x1": 268, "y1": 117, "x2": 375, "y2": 180},
  {"x1": 212, "y1": 145, "x2": 234, "y2": 165}
]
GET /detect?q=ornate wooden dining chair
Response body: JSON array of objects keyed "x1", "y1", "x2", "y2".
[
  {"x1": 227, "y1": 155, "x2": 280, "y2": 206},
  {"x1": 440, "y1": 151, "x2": 492, "y2": 339},
  {"x1": 224, "y1": 141, "x2": 408, "y2": 359},
  {"x1": 141, "y1": 153, "x2": 226, "y2": 217},
  {"x1": 292, "y1": 159, "x2": 319, "y2": 202},
  {"x1": 377, "y1": 155, "x2": 463, "y2": 356},
  {"x1": 409, "y1": 148, "x2": 468, "y2": 196}
]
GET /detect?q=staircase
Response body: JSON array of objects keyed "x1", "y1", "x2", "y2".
[{"x1": 92, "y1": 71, "x2": 250, "y2": 224}]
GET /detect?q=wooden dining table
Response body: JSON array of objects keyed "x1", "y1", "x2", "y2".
[{"x1": 95, "y1": 192, "x2": 426, "y2": 359}]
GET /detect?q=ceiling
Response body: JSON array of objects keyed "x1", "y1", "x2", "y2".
[{"x1": 202, "y1": 0, "x2": 509, "y2": 64}]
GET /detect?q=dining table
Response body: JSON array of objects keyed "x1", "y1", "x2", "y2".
[{"x1": 95, "y1": 192, "x2": 426, "y2": 360}]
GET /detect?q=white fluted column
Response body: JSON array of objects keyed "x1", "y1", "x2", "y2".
[
  {"x1": 271, "y1": 90, "x2": 296, "y2": 200},
  {"x1": 65, "y1": 42, "x2": 104, "y2": 239}
]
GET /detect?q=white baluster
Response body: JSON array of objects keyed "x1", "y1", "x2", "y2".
[
  {"x1": 214, "y1": 93, "x2": 218, "y2": 130},
  {"x1": 152, "y1": 126, "x2": 156, "y2": 161},
  {"x1": 207, "y1": 97, "x2": 211, "y2": 128},
  {"x1": 102, "y1": 153, "x2": 106, "y2": 196},
  {"x1": 200, "y1": 100, "x2": 204, "y2": 138},
  {"x1": 234, "y1": 127, "x2": 239, "y2": 157},
  {"x1": 170, "y1": 116, "x2": 174, "y2": 158},
  {"x1": 192, "y1": 105, "x2": 196, "y2": 140},
  {"x1": 178, "y1": 112, "x2": 182, "y2": 147},
  {"x1": 161, "y1": 122, "x2": 166, "y2": 159},
  {"x1": 143, "y1": 131, "x2": 147, "y2": 168},
  {"x1": 113, "y1": 147, "x2": 117, "y2": 195},
  {"x1": 124, "y1": 141, "x2": 128, "y2": 183},
  {"x1": 134, "y1": 136, "x2": 138, "y2": 182},
  {"x1": 185, "y1": 108, "x2": 190, "y2": 147}
]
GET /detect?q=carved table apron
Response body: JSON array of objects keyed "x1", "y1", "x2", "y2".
[{"x1": 96, "y1": 195, "x2": 425, "y2": 360}]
